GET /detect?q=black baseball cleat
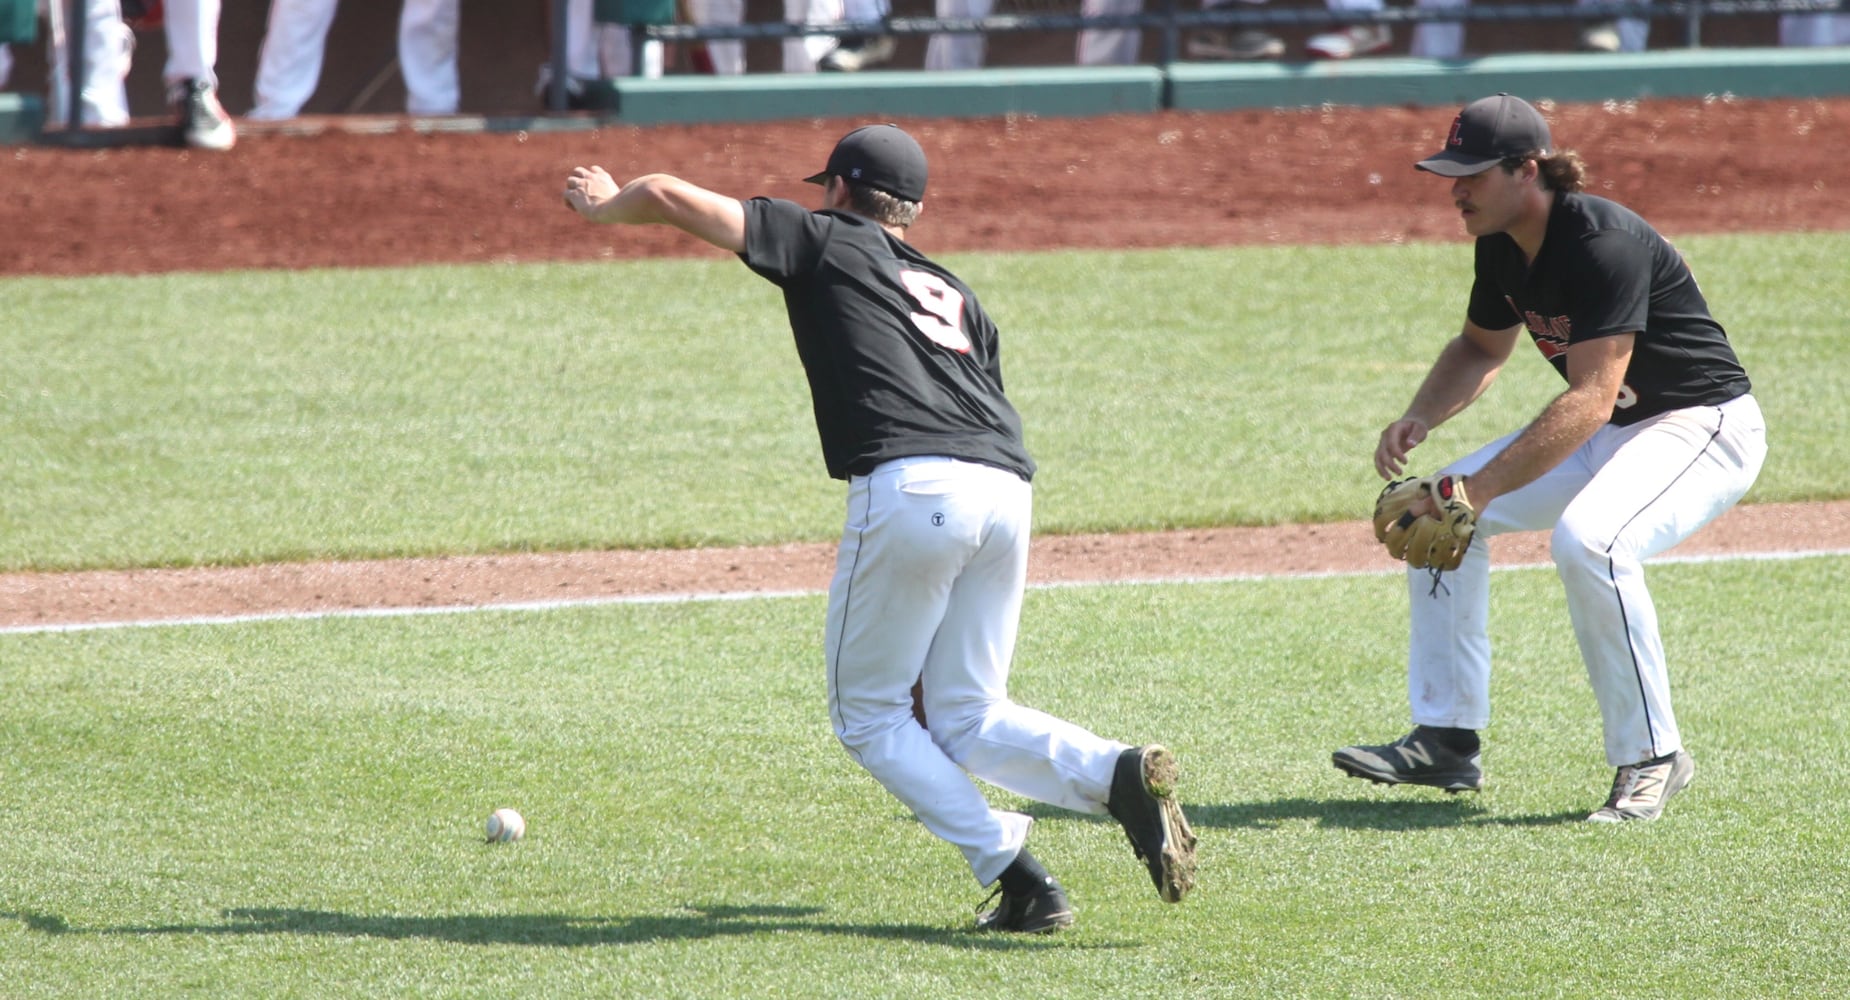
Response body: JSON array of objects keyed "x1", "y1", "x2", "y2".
[
  {"x1": 1332, "y1": 728, "x2": 1484, "y2": 793},
  {"x1": 974, "y1": 876, "x2": 1075, "y2": 934},
  {"x1": 1106, "y1": 745, "x2": 1198, "y2": 903},
  {"x1": 170, "y1": 78, "x2": 236, "y2": 151}
]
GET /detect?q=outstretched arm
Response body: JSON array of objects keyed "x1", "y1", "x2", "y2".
[{"x1": 562, "y1": 167, "x2": 747, "y2": 253}]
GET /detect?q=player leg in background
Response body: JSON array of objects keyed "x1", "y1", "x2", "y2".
[
  {"x1": 1577, "y1": 0, "x2": 1647, "y2": 52},
  {"x1": 1076, "y1": 0, "x2": 1141, "y2": 65},
  {"x1": 817, "y1": 0, "x2": 893, "y2": 70},
  {"x1": 249, "y1": 0, "x2": 339, "y2": 120},
  {"x1": 1779, "y1": 12, "x2": 1850, "y2": 45},
  {"x1": 590, "y1": 0, "x2": 664, "y2": 78},
  {"x1": 924, "y1": 0, "x2": 991, "y2": 69},
  {"x1": 782, "y1": 0, "x2": 843, "y2": 73},
  {"x1": 535, "y1": 0, "x2": 601, "y2": 102},
  {"x1": 59, "y1": 0, "x2": 134, "y2": 127},
  {"x1": 1409, "y1": 0, "x2": 1467, "y2": 58},
  {"x1": 1306, "y1": 0, "x2": 1392, "y2": 59},
  {"x1": 35, "y1": 0, "x2": 128, "y2": 128},
  {"x1": 1552, "y1": 395, "x2": 1765, "y2": 771},
  {"x1": 398, "y1": 0, "x2": 459, "y2": 113},
  {"x1": 161, "y1": 0, "x2": 234, "y2": 148},
  {"x1": 684, "y1": 0, "x2": 745, "y2": 74}
]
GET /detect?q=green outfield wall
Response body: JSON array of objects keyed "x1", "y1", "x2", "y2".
[
  {"x1": 1167, "y1": 48, "x2": 1850, "y2": 111},
  {"x1": 6, "y1": 46, "x2": 1848, "y2": 145}
]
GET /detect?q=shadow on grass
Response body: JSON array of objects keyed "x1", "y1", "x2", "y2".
[
  {"x1": 7, "y1": 904, "x2": 1130, "y2": 950},
  {"x1": 1015, "y1": 798, "x2": 1585, "y2": 831},
  {"x1": 1183, "y1": 798, "x2": 1586, "y2": 830}
]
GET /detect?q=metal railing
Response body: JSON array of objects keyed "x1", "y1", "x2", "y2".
[{"x1": 615, "y1": 0, "x2": 1845, "y2": 78}]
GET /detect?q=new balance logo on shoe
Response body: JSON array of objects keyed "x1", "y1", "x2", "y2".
[
  {"x1": 1332, "y1": 728, "x2": 1484, "y2": 792},
  {"x1": 1588, "y1": 750, "x2": 1695, "y2": 822}
]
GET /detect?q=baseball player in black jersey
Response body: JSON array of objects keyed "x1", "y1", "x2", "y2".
[
  {"x1": 1332, "y1": 94, "x2": 1767, "y2": 821},
  {"x1": 562, "y1": 124, "x2": 1196, "y2": 931}
]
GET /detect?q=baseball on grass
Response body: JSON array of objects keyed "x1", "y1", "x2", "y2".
[{"x1": 485, "y1": 807, "x2": 526, "y2": 843}]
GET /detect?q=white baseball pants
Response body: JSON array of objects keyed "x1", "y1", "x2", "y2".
[
  {"x1": 1406, "y1": 394, "x2": 1766, "y2": 766},
  {"x1": 685, "y1": 0, "x2": 744, "y2": 75},
  {"x1": 252, "y1": 0, "x2": 457, "y2": 119},
  {"x1": 826, "y1": 457, "x2": 1126, "y2": 886},
  {"x1": 56, "y1": 0, "x2": 133, "y2": 127},
  {"x1": 781, "y1": 0, "x2": 840, "y2": 72},
  {"x1": 925, "y1": 0, "x2": 990, "y2": 70},
  {"x1": 159, "y1": 0, "x2": 219, "y2": 88},
  {"x1": 1779, "y1": 13, "x2": 1850, "y2": 45}
]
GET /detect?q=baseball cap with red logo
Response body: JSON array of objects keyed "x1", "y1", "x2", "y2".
[
  {"x1": 804, "y1": 123, "x2": 929, "y2": 202},
  {"x1": 1415, "y1": 93, "x2": 1552, "y2": 177}
]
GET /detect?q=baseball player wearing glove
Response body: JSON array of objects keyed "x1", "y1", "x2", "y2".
[
  {"x1": 1334, "y1": 93, "x2": 1767, "y2": 822},
  {"x1": 562, "y1": 125, "x2": 1196, "y2": 932}
]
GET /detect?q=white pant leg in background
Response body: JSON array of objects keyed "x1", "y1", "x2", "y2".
[
  {"x1": 1076, "y1": 0, "x2": 1142, "y2": 66},
  {"x1": 160, "y1": 0, "x2": 220, "y2": 89},
  {"x1": 578, "y1": 1, "x2": 663, "y2": 78},
  {"x1": 398, "y1": 0, "x2": 458, "y2": 114},
  {"x1": 686, "y1": 0, "x2": 745, "y2": 74},
  {"x1": 250, "y1": 0, "x2": 339, "y2": 119},
  {"x1": 783, "y1": 0, "x2": 843, "y2": 72},
  {"x1": 1410, "y1": 0, "x2": 1466, "y2": 57},
  {"x1": 826, "y1": 458, "x2": 1125, "y2": 886},
  {"x1": 1577, "y1": 0, "x2": 1647, "y2": 50},
  {"x1": 66, "y1": 0, "x2": 132, "y2": 126},
  {"x1": 925, "y1": 0, "x2": 992, "y2": 69},
  {"x1": 1407, "y1": 395, "x2": 1766, "y2": 766},
  {"x1": 1779, "y1": 13, "x2": 1850, "y2": 45},
  {"x1": 48, "y1": 0, "x2": 130, "y2": 126}
]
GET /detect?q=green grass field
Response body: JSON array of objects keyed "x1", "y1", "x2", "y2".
[
  {"x1": 4, "y1": 237, "x2": 1847, "y2": 997},
  {"x1": 3, "y1": 234, "x2": 1844, "y2": 571},
  {"x1": 4, "y1": 559, "x2": 1846, "y2": 997}
]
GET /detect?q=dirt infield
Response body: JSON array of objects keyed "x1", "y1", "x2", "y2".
[{"x1": 3, "y1": 97, "x2": 1846, "y2": 628}]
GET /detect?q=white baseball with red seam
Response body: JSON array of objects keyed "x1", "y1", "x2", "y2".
[{"x1": 485, "y1": 808, "x2": 526, "y2": 843}]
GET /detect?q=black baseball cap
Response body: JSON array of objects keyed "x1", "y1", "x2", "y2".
[
  {"x1": 803, "y1": 123, "x2": 929, "y2": 202},
  {"x1": 1415, "y1": 93, "x2": 1552, "y2": 177}
]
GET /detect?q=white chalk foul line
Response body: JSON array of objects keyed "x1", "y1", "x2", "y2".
[{"x1": 3, "y1": 546, "x2": 1846, "y2": 637}]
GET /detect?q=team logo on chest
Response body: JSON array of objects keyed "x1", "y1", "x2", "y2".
[{"x1": 1508, "y1": 295, "x2": 1571, "y2": 361}]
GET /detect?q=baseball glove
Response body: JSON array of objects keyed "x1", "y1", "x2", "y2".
[
  {"x1": 1396, "y1": 475, "x2": 1478, "y2": 571},
  {"x1": 1373, "y1": 477, "x2": 1431, "y2": 559}
]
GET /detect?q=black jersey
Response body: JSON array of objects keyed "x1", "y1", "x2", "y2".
[
  {"x1": 739, "y1": 197, "x2": 1035, "y2": 481},
  {"x1": 1465, "y1": 191, "x2": 1752, "y2": 426}
]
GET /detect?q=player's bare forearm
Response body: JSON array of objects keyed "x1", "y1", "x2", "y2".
[
  {"x1": 562, "y1": 170, "x2": 747, "y2": 252},
  {"x1": 1468, "y1": 332, "x2": 1633, "y2": 504},
  {"x1": 1463, "y1": 387, "x2": 1610, "y2": 505}
]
